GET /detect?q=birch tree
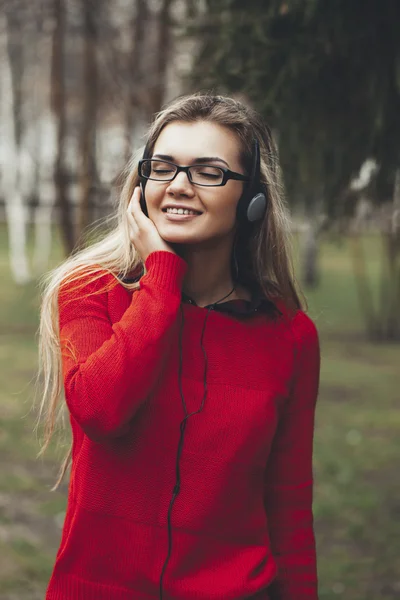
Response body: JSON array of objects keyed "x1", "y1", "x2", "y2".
[
  {"x1": 32, "y1": 12, "x2": 58, "y2": 274},
  {"x1": 77, "y1": 0, "x2": 99, "y2": 239},
  {"x1": 0, "y1": 11, "x2": 31, "y2": 284},
  {"x1": 51, "y1": 0, "x2": 76, "y2": 255}
]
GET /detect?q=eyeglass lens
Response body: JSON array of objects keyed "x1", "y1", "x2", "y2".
[{"x1": 142, "y1": 160, "x2": 224, "y2": 185}]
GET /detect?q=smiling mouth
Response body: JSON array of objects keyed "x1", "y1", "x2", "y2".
[
  {"x1": 162, "y1": 208, "x2": 202, "y2": 216},
  {"x1": 163, "y1": 212, "x2": 202, "y2": 222}
]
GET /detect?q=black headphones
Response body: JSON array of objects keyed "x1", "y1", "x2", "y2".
[
  {"x1": 236, "y1": 138, "x2": 268, "y2": 223},
  {"x1": 138, "y1": 138, "x2": 268, "y2": 224}
]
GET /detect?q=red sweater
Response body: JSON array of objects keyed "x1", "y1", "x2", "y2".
[{"x1": 46, "y1": 251, "x2": 320, "y2": 600}]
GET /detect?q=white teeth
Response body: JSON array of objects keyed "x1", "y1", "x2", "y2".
[{"x1": 166, "y1": 208, "x2": 199, "y2": 215}]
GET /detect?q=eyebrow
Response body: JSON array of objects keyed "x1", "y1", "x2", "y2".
[{"x1": 152, "y1": 154, "x2": 230, "y2": 168}]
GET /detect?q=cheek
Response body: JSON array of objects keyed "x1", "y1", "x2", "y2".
[
  {"x1": 144, "y1": 183, "x2": 163, "y2": 207},
  {"x1": 199, "y1": 201, "x2": 238, "y2": 237},
  {"x1": 211, "y1": 188, "x2": 241, "y2": 219},
  {"x1": 213, "y1": 201, "x2": 237, "y2": 223}
]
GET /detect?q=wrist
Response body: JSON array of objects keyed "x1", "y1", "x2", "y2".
[{"x1": 142, "y1": 251, "x2": 187, "y2": 294}]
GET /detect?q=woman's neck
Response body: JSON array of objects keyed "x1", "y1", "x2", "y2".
[{"x1": 176, "y1": 240, "x2": 250, "y2": 307}]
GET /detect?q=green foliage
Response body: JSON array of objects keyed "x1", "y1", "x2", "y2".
[{"x1": 188, "y1": 0, "x2": 400, "y2": 211}]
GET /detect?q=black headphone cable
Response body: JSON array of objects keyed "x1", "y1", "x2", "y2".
[{"x1": 159, "y1": 286, "x2": 235, "y2": 599}]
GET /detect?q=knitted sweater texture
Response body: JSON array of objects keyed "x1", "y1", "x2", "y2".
[{"x1": 45, "y1": 250, "x2": 320, "y2": 600}]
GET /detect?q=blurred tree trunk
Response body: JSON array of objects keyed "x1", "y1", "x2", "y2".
[
  {"x1": 349, "y1": 232, "x2": 380, "y2": 340},
  {"x1": 350, "y1": 176, "x2": 400, "y2": 342},
  {"x1": 4, "y1": 8, "x2": 23, "y2": 148},
  {"x1": 301, "y1": 221, "x2": 319, "y2": 288},
  {"x1": 184, "y1": 0, "x2": 200, "y2": 19},
  {"x1": 381, "y1": 170, "x2": 400, "y2": 339},
  {"x1": 1, "y1": 11, "x2": 31, "y2": 283},
  {"x1": 300, "y1": 194, "x2": 325, "y2": 289},
  {"x1": 77, "y1": 0, "x2": 98, "y2": 240},
  {"x1": 124, "y1": 0, "x2": 148, "y2": 160},
  {"x1": 51, "y1": 0, "x2": 75, "y2": 255},
  {"x1": 33, "y1": 14, "x2": 58, "y2": 273},
  {"x1": 147, "y1": 0, "x2": 174, "y2": 118}
]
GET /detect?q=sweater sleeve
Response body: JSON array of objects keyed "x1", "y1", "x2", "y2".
[
  {"x1": 58, "y1": 251, "x2": 187, "y2": 442},
  {"x1": 264, "y1": 310, "x2": 320, "y2": 600}
]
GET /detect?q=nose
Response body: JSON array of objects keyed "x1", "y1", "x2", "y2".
[{"x1": 166, "y1": 170, "x2": 195, "y2": 197}]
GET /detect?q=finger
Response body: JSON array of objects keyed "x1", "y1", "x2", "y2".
[
  {"x1": 130, "y1": 186, "x2": 150, "y2": 225},
  {"x1": 127, "y1": 209, "x2": 137, "y2": 231},
  {"x1": 127, "y1": 194, "x2": 139, "y2": 229},
  {"x1": 127, "y1": 187, "x2": 140, "y2": 213},
  {"x1": 127, "y1": 189, "x2": 141, "y2": 227}
]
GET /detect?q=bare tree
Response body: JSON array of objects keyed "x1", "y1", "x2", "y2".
[
  {"x1": 349, "y1": 167, "x2": 400, "y2": 341},
  {"x1": 32, "y1": 11, "x2": 58, "y2": 273},
  {"x1": 124, "y1": 0, "x2": 149, "y2": 160},
  {"x1": 77, "y1": 0, "x2": 98, "y2": 239},
  {"x1": 147, "y1": 0, "x2": 174, "y2": 118},
  {"x1": 52, "y1": 0, "x2": 75, "y2": 254},
  {"x1": 0, "y1": 9, "x2": 31, "y2": 283}
]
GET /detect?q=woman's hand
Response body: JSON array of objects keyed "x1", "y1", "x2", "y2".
[{"x1": 127, "y1": 187, "x2": 176, "y2": 262}]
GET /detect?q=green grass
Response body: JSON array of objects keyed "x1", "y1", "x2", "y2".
[
  {"x1": 0, "y1": 224, "x2": 399, "y2": 599},
  {"x1": 304, "y1": 234, "x2": 400, "y2": 600}
]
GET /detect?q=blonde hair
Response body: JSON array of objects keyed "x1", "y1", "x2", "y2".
[{"x1": 35, "y1": 92, "x2": 301, "y2": 489}]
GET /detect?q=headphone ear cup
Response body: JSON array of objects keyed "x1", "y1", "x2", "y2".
[
  {"x1": 237, "y1": 138, "x2": 268, "y2": 223},
  {"x1": 246, "y1": 192, "x2": 267, "y2": 222}
]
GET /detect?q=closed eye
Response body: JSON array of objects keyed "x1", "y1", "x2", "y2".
[{"x1": 198, "y1": 172, "x2": 220, "y2": 178}]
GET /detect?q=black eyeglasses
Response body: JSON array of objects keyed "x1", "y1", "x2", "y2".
[{"x1": 138, "y1": 159, "x2": 249, "y2": 187}]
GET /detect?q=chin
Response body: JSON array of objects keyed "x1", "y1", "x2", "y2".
[
  {"x1": 160, "y1": 230, "x2": 206, "y2": 245},
  {"x1": 153, "y1": 220, "x2": 202, "y2": 244},
  {"x1": 154, "y1": 218, "x2": 235, "y2": 247}
]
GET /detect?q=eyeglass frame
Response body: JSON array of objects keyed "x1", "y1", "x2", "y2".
[{"x1": 138, "y1": 158, "x2": 250, "y2": 187}]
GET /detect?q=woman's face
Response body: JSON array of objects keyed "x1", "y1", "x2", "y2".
[{"x1": 143, "y1": 121, "x2": 246, "y2": 247}]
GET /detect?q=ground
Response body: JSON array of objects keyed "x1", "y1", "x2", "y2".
[{"x1": 0, "y1": 226, "x2": 399, "y2": 599}]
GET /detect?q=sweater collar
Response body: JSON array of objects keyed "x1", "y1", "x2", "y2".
[
  {"x1": 119, "y1": 272, "x2": 279, "y2": 317},
  {"x1": 181, "y1": 287, "x2": 279, "y2": 317}
]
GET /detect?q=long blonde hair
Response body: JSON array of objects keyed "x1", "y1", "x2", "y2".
[{"x1": 35, "y1": 92, "x2": 301, "y2": 489}]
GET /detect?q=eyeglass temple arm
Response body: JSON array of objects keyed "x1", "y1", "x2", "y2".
[{"x1": 229, "y1": 171, "x2": 249, "y2": 181}]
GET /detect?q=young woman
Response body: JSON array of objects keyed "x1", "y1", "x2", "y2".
[{"x1": 37, "y1": 93, "x2": 320, "y2": 600}]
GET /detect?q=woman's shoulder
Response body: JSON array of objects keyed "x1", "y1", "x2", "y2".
[
  {"x1": 58, "y1": 266, "x2": 120, "y2": 303},
  {"x1": 57, "y1": 267, "x2": 128, "y2": 328},
  {"x1": 273, "y1": 298, "x2": 319, "y2": 347},
  {"x1": 288, "y1": 310, "x2": 319, "y2": 359},
  {"x1": 292, "y1": 308, "x2": 318, "y2": 341}
]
